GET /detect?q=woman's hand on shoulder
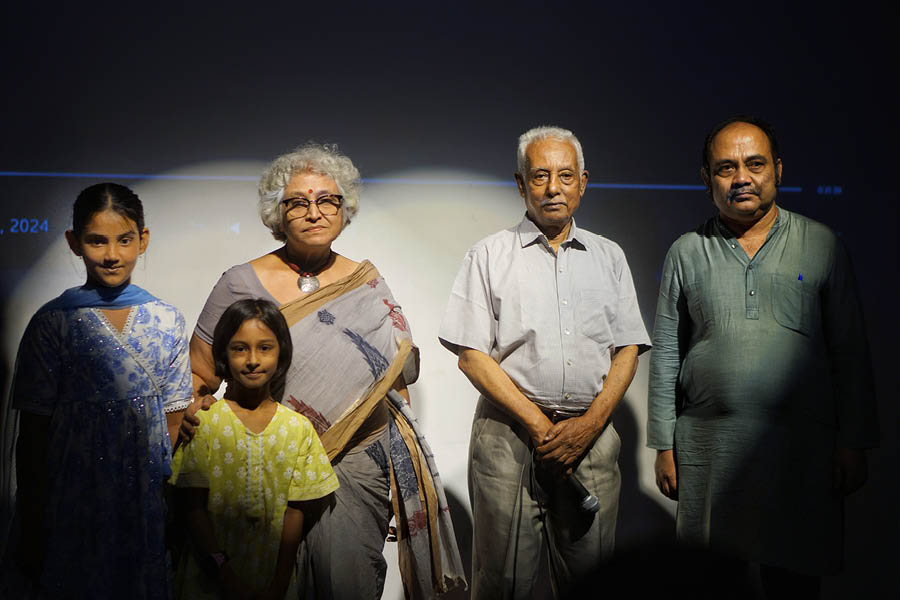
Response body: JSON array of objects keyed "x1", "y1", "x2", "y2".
[{"x1": 178, "y1": 395, "x2": 216, "y2": 444}]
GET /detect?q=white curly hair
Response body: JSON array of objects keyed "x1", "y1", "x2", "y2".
[
  {"x1": 516, "y1": 126, "x2": 585, "y2": 176},
  {"x1": 257, "y1": 142, "x2": 361, "y2": 241}
]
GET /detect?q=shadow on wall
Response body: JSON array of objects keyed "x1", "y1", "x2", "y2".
[
  {"x1": 404, "y1": 399, "x2": 677, "y2": 600},
  {"x1": 434, "y1": 488, "x2": 473, "y2": 600},
  {"x1": 614, "y1": 399, "x2": 676, "y2": 553}
]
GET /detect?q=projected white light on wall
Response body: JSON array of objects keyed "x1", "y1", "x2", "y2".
[
  {"x1": 2, "y1": 162, "x2": 524, "y2": 482},
  {"x1": 1, "y1": 163, "x2": 526, "y2": 600},
  {"x1": 3, "y1": 163, "x2": 673, "y2": 600}
]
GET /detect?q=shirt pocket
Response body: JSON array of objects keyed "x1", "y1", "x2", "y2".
[
  {"x1": 771, "y1": 273, "x2": 817, "y2": 336},
  {"x1": 576, "y1": 289, "x2": 616, "y2": 344}
]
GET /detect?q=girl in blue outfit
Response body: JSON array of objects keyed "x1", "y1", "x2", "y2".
[{"x1": 10, "y1": 183, "x2": 193, "y2": 599}]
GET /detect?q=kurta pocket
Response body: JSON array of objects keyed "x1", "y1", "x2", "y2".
[{"x1": 771, "y1": 274, "x2": 816, "y2": 335}]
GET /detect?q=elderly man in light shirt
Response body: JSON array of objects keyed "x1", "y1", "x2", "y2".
[{"x1": 439, "y1": 125, "x2": 650, "y2": 598}]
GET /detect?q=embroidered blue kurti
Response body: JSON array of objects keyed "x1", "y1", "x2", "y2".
[{"x1": 12, "y1": 300, "x2": 192, "y2": 598}]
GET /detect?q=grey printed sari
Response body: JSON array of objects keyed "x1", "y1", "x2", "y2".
[{"x1": 278, "y1": 261, "x2": 465, "y2": 597}]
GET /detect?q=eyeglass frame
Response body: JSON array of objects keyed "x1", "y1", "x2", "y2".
[{"x1": 281, "y1": 194, "x2": 344, "y2": 217}]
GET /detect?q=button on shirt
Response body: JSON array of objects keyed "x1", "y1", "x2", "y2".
[
  {"x1": 647, "y1": 209, "x2": 878, "y2": 450},
  {"x1": 439, "y1": 216, "x2": 651, "y2": 412}
]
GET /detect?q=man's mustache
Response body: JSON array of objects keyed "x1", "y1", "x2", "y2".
[
  {"x1": 540, "y1": 198, "x2": 568, "y2": 207},
  {"x1": 728, "y1": 186, "x2": 759, "y2": 200}
]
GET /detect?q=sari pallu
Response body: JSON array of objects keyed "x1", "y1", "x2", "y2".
[{"x1": 278, "y1": 261, "x2": 465, "y2": 598}]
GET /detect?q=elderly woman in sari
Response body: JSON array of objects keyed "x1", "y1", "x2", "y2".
[{"x1": 181, "y1": 143, "x2": 464, "y2": 599}]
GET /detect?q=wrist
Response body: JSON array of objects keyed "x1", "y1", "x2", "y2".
[
  {"x1": 580, "y1": 407, "x2": 607, "y2": 434},
  {"x1": 524, "y1": 410, "x2": 551, "y2": 441}
]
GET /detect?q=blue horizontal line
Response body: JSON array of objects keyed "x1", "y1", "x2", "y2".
[
  {"x1": 589, "y1": 183, "x2": 704, "y2": 191},
  {"x1": 363, "y1": 177, "x2": 515, "y2": 186},
  {"x1": 0, "y1": 170, "x2": 802, "y2": 192},
  {"x1": 588, "y1": 183, "x2": 802, "y2": 193}
]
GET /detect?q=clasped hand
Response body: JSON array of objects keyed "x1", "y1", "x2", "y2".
[{"x1": 533, "y1": 415, "x2": 602, "y2": 477}]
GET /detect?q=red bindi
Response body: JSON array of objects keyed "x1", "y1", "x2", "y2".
[{"x1": 308, "y1": 189, "x2": 314, "y2": 194}]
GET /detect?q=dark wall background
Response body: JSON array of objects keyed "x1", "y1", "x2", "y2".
[{"x1": 1, "y1": 2, "x2": 895, "y2": 597}]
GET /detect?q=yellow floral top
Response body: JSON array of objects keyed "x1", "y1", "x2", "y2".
[{"x1": 170, "y1": 401, "x2": 338, "y2": 598}]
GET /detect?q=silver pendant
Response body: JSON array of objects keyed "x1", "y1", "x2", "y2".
[{"x1": 298, "y1": 275, "x2": 320, "y2": 293}]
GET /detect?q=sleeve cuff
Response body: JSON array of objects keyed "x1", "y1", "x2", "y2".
[{"x1": 164, "y1": 398, "x2": 193, "y2": 413}]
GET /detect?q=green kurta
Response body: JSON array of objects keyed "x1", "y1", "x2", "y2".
[{"x1": 647, "y1": 208, "x2": 877, "y2": 575}]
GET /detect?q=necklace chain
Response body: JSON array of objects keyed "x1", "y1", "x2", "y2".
[
  {"x1": 284, "y1": 249, "x2": 332, "y2": 276},
  {"x1": 283, "y1": 249, "x2": 333, "y2": 293}
]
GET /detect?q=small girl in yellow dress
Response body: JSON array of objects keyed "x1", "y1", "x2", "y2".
[{"x1": 171, "y1": 299, "x2": 338, "y2": 599}]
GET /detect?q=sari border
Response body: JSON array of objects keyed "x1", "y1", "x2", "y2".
[
  {"x1": 388, "y1": 400, "x2": 444, "y2": 587},
  {"x1": 318, "y1": 338, "x2": 413, "y2": 461},
  {"x1": 279, "y1": 260, "x2": 380, "y2": 328}
]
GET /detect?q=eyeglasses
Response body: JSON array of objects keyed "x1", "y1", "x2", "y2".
[{"x1": 281, "y1": 194, "x2": 343, "y2": 217}]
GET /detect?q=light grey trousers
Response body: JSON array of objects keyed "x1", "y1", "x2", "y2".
[{"x1": 468, "y1": 398, "x2": 621, "y2": 600}]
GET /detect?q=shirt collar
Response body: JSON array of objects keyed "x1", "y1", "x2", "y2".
[
  {"x1": 715, "y1": 205, "x2": 785, "y2": 240},
  {"x1": 517, "y1": 214, "x2": 586, "y2": 250}
]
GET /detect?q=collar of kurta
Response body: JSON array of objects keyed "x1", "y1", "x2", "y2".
[
  {"x1": 516, "y1": 214, "x2": 587, "y2": 251},
  {"x1": 714, "y1": 205, "x2": 787, "y2": 241}
]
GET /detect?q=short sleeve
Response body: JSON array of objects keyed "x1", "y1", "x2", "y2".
[
  {"x1": 611, "y1": 252, "x2": 652, "y2": 353},
  {"x1": 288, "y1": 416, "x2": 338, "y2": 501},
  {"x1": 164, "y1": 310, "x2": 193, "y2": 413},
  {"x1": 11, "y1": 311, "x2": 63, "y2": 416},
  {"x1": 194, "y1": 265, "x2": 264, "y2": 344},
  {"x1": 401, "y1": 346, "x2": 421, "y2": 387},
  {"x1": 438, "y1": 247, "x2": 496, "y2": 356},
  {"x1": 171, "y1": 416, "x2": 212, "y2": 488}
]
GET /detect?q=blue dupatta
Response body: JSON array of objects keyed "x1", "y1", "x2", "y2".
[{"x1": 37, "y1": 282, "x2": 157, "y2": 313}]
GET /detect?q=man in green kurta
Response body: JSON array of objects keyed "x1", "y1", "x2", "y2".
[{"x1": 647, "y1": 116, "x2": 878, "y2": 597}]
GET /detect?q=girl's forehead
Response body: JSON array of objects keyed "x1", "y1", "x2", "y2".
[
  {"x1": 82, "y1": 209, "x2": 138, "y2": 235},
  {"x1": 233, "y1": 318, "x2": 277, "y2": 338}
]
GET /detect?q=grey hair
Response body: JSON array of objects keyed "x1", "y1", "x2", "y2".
[
  {"x1": 257, "y1": 142, "x2": 361, "y2": 241},
  {"x1": 516, "y1": 126, "x2": 585, "y2": 176}
]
